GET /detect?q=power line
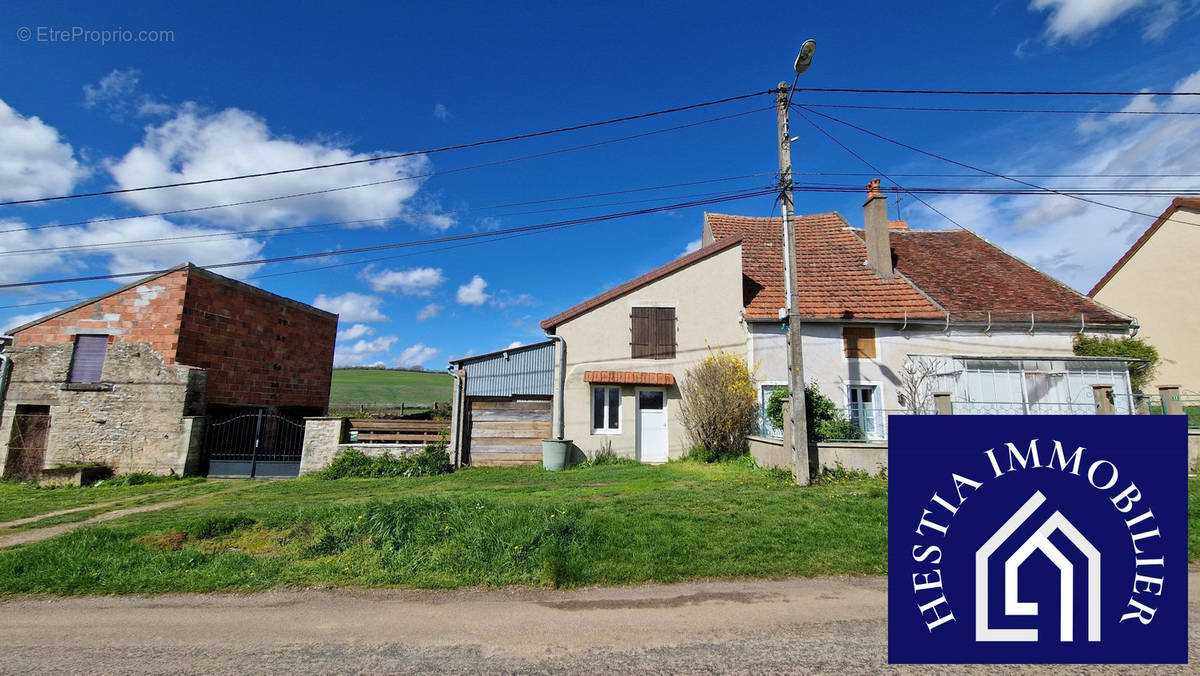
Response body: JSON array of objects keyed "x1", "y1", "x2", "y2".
[
  {"x1": 0, "y1": 90, "x2": 776, "y2": 208},
  {"x1": 795, "y1": 104, "x2": 1199, "y2": 229},
  {"x1": 0, "y1": 106, "x2": 770, "y2": 237},
  {"x1": 794, "y1": 87, "x2": 1200, "y2": 96},
  {"x1": 801, "y1": 102, "x2": 1200, "y2": 116},
  {"x1": 0, "y1": 181, "x2": 770, "y2": 259},
  {"x1": 0, "y1": 187, "x2": 777, "y2": 290},
  {"x1": 792, "y1": 172, "x2": 1200, "y2": 179},
  {"x1": 790, "y1": 107, "x2": 970, "y2": 232}
]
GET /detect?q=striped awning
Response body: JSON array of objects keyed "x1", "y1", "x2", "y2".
[{"x1": 583, "y1": 370, "x2": 675, "y2": 386}]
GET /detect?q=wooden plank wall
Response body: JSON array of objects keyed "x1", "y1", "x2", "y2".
[{"x1": 467, "y1": 399, "x2": 551, "y2": 466}]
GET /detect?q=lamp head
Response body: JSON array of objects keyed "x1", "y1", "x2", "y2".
[{"x1": 794, "y1": 39, "x2": 817, "y2": 75}]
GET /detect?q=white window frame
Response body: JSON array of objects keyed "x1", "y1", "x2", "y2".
[
  {"x1": 591, "y1": 385, "x2": 622, "y2": 435},
  {"x1": 845, "y1": 382, "x2": 884, "y2": 440},
  {"x1": 758, "y1": 380, "x2": 788, "y2": 438}
]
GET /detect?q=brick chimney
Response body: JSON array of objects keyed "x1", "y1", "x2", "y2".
[{"x1": 863, "y1": 179, "x2": 894, "y2": 279}]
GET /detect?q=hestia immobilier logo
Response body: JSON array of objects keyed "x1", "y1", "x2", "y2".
[{"x1": 888, "y1": 415, "x2": 1186, "y2": 665}]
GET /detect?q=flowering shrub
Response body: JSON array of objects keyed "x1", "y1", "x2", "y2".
[{"x1": 679, "y1": 350, "x2": 758, "y2": 459}]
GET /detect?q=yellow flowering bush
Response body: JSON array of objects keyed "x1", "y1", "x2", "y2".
[{"x1": 679, "y1": 350, "x2": 758, "y2": 459}]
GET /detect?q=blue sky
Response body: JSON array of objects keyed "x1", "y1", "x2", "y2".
[{"x1": 2, "y1": 1, "x2": 1199, "y2": 368}]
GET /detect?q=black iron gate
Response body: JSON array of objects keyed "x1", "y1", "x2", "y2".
[{"x1": 204, "y1": 410, "x2": 305, "y2": 478}]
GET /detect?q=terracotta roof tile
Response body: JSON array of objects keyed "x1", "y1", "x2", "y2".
[
  {"x1": 706, "y1": 212, "x2": 943, "y2": 321},
  {"x1": 707, "y1": 212, "x2": 1130, "y2": 326},
  {"x1": 584, "y1": 370, "x2": 675, "y2": 386}
]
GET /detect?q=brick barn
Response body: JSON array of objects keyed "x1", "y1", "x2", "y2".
[{"x1": 0, "y1": 264, "x2": 337, "y2": 479}]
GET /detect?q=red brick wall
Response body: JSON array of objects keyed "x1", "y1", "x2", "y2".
[
  {"x1": 174, "y1": 270, "x2": 337, "y2": 410},
  {"x1": 11, "y1": 271, "x2": 189, "y2": 362}
]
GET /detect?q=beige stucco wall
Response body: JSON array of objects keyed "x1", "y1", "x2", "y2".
[
  {"x1": 1093, "y1": 205, "x2": 1200, "y2": 391},
  {"x1": 553, "y1": 244, "x2": 747, "y2": 460}
]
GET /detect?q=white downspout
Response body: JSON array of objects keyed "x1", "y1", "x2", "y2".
[{"x1": 545, "y1": 333, "x2": 566, "y2": 439}]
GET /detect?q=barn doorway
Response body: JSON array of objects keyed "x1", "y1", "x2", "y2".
[{"x1": 4, "y1": 405, "x2": 51, "y2": 480}]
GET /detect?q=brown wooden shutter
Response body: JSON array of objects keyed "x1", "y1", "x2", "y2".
[
  {"x1": 655, "y1": 307, "x2": 676, "y2": 359},
  {"x1": 843, "y1": 327, "x2": 876, "y2": 359},
  {"x1": 631, "y1": 307, "x2": 652, "y2": 359},
  {"x1": 69, "y1": 334, "x2": 108, "y2": 383}
]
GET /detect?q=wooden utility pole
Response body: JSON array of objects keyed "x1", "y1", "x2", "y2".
[{"x1": 776, "y1": 83, "x2": 812, "y2": 485}]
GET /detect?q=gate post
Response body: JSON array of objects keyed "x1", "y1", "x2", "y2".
[
  {"x1": 1158, "y1": 385, "x2": 1183, "y2": 416},
  {"x1": 180, "y1": 416, "x2": 205, "y2": 476}
]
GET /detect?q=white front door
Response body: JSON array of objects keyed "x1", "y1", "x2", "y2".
[{"x1": 636, "y1": 389, "x2": 668, "y2": 463}]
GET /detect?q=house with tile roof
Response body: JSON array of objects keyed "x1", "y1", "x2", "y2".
[
  {"x1": 1089, "y1": 198, "x2": 1200, "y2": 393},
  {"x1": 464, "y1": 182, "x2": 1139, "y2": 466}
]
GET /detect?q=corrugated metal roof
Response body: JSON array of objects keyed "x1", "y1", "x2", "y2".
[{"x1": 459, "y1": 341, "x2": 555, "y2": 397}]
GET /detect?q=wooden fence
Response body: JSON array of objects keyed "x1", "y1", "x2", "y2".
[{"x1": 346, "y1": 419, "x2": 449, "y2": 445}]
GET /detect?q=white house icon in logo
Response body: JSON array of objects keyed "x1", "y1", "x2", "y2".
[{"x1": 975, "y1": 491, "x2": 1101, "y2": 642}]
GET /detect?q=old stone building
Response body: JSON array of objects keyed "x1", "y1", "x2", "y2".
[{"x1": 0, "y1": 264, "x2": 337, "y2": 479}]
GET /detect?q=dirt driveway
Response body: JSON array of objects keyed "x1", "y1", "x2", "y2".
[{"x1": 0, "y1": 573, "x2": 1196, "y2": 674}]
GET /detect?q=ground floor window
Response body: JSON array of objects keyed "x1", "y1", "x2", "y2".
[
  {"x1": 847, "y1": 384, "x2": 882, "y2": 438},
  {"x1": 760, "y1": 383, "x2": 787, "y2": 437},
  {"x1": 591, "y1": 386, "x2": 621, "y2": 433}
]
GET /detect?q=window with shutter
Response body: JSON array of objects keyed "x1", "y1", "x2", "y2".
[
  {"x1": 631, "y1": 307, "x2": 676, "y2": 359},
  {"x1": 843, "y1": 327, "x2": 877, "y2": 359},
  {"x1": 68, "y1": 334, "x2": 109, "y2": 383}
]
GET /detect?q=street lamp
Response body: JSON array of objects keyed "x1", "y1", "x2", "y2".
[{"x1": 777, "y1": 40, "x2": 816, "y2": 484}]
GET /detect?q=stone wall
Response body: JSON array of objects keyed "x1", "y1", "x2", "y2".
[
  {"x1": 298, "y1": 417, "x2": 428, "y2": 474},
  {"x1": 0, "y1": 342, "x2": 205, "y2": 476}
]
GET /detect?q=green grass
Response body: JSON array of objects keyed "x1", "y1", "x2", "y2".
[
  {"x1": 0, "y1": 469, "x2": 1193, "y2": 596},
  {"x1": 0, "y1": 477, "x2": 206, "y2": 523},
  {"x1": 0, "y1": 461, "x2": 887, "y2": 595},
  {"x1": 329, "y1": 369, "x2": 452, "y2": 407}
]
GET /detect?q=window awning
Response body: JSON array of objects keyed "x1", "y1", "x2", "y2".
[{"x1": 584, "y1": 370, "x2": 675, "y2": 386}]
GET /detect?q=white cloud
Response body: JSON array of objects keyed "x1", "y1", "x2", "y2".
[
  {"x1": 336, "y1": 323, "x2": 374, "y2": 341},
  {"x1": 456, "y1": 275, "x2": 489, "y2": 305},
  {"x1": 107, "y1": 105, "x2": 433, "y2": 229},
  {"x1": 416, "y1": 303, "x2": 442, "y2": 321},
  {"x1": 0, "y1": 214, "x2": 265, "y2": 287},
  {"x1": 1028, "y1": 0, "x2": 1191, "y2": 43},
  {"x1": 681, "y1": 238, "x2": 702, "y2": 256},
  {"x1": 490, "y1": 290, "x2": 536, "y2": 309},
  {"x1": 333, "y1": 335, "x2": 399, "y2": 367},
  {"x1": 313, "y1": 292, "x2": 387, "y2": 322},
  {"x1": 361, "y1": 265, "x2": 445, "y2": 295},
  {"x1": 0, "y1": 99, "x2": 86, "y2": 202},
  {"x1": 5, "y1": 307, "x2": 62, "y2": 332},
  {"x1": 924, "y1": 67, "x2": 1200, "y2": 292},
  {"x1": 506, "y1": 341, "x2": 525, "y2": 349},
  {"x1": 433, "y1": 103, "x2": 452, "y2": 121},
  {"x1": 396, "y1": 343, "x2": 439, "y2": 368}
]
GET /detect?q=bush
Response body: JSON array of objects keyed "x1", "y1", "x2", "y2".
[
  {"x1": 1074, "y1": 335, "x2": 1160, "y2": 392},
  {"x1": 766, "y1": 383, "x2": 863, "y2": 443},
  {"x1": 316, "y1": 442, "x2": 452, "y2": 479},
  {"x1": 679, "y1": 350, "x2": 758, "y2": 460},
  {"x1": 575, "y1": 440, "x2": 637, "y2": 469}
]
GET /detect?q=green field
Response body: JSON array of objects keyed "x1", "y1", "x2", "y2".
[{"x1": 329, "y1": 369, "x2": 452, "y2": 407}]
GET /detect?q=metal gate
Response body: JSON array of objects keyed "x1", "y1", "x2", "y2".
[{"x1": 204, "y1": 410, "x2": 305, "y2": 478}]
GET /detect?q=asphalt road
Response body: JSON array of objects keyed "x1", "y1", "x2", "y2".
[{"x1": 0, "y1": 573, "x2": 1194, "y2": 674}]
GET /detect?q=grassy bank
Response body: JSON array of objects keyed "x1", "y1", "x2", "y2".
[
  {"x1": 0, "y1": 461, "x2": 885, "y2": 594},
  {"x1": 0, "y1": 468, "x2": 1194, "y2": 596},
  {"x1": 329, "y1": 369, "x2": 452, "y2": 408}
]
